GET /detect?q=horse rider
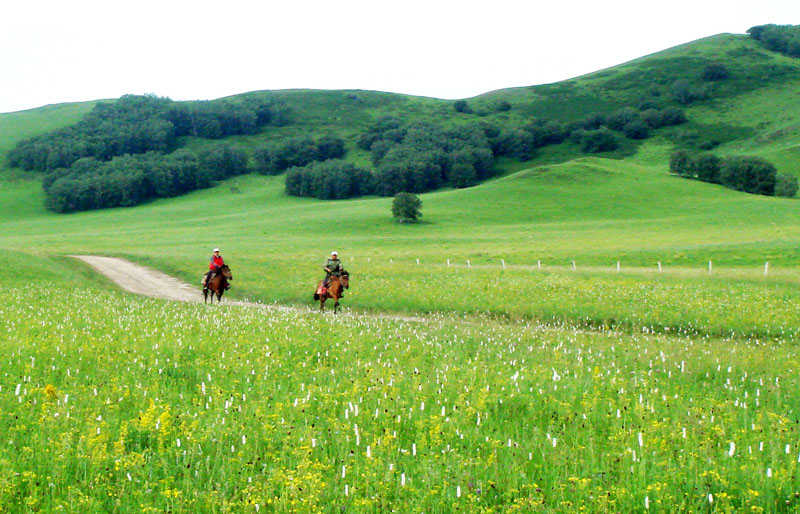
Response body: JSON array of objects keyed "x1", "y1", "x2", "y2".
[
  {"x1": 204, "y1": 248, "x2": 229, "y2": 289},
  {"x1": 322, "y1": 251, "x2": 343, "y2": 293}
]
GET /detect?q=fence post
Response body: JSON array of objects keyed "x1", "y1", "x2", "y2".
[
  {"x1": 616, "y1": 261, "x2": 620, "y2": 273},
  {"x1": 657, "y1": 262, "x2": 662, "y2": 273},
  {"x1": 447, "y1": 259, "x2": 450, "y2": 267},
  {"x1": 708, "y1": 260, "x2": 712, "y2": 273},
  {"x1": 572, "y1": 261, "x2": 576, "y2": 271},
  {"x1": 501, "y1": 259, "x2": 506, "y2": 269},
  {"x1": 416, "y1": 258, "x2": 419, "y2": 265},
  {"x1": 764, "y1": 261, "x2": 769, "y2": 276},
  {"x1": 537, "y1": 260, "x2": 541, "y2": 270},
  {"x1": 467, "y1": 260, "x2": 471, "y2": 268}
]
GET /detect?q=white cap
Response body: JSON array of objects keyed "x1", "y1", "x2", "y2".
[
  {"x1": 213, "y1": 248, "x2": 220, "y2": 252},
  {"x1": 331, "y1": 251, "x2": 338, "y2": 255}
]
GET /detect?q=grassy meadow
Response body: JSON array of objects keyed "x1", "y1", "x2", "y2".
[
  {"x1": 2, "y1": 254, "x2": 799, "y2": 513},
  {"x1": 1, "y1": 31, "x2": 800, "y2": 512},
  {"x1": 1, "y1": 149, "x2": 800, "y2": 338}
]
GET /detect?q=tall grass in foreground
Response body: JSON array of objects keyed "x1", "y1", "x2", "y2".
[{"x1": 0, "y1": 256, "x2": 798, "y2": 513}]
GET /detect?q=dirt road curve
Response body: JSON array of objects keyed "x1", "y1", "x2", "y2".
[{"x1": 71, "y1": 255, "x2": 206, "y2": 302}]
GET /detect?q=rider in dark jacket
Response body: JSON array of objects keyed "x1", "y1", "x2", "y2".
[{"x1": 323, "y1": 251, "x2": 342, "y2": 289}]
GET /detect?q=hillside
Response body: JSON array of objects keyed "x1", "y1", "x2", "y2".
[{"x1": 1, "y1": 31, "x2": 800, "y2": 325}]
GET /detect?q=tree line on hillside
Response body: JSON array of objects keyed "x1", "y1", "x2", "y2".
[
  {"x1": 43, "y1": 144, "x2": 248, "y2": 213},
  {"x1": 7, "y1": 94, "x2": 289, "y2": 172},
  {"x1": 284, "y1": 120, "x2": 495, "y2": 199},
  {"x1": 282, "y1": 104, "x2": 688, "y2": 200},
  {"x1": 748, "y1": 24, "x2": 800, "y2": 58},
  {"x1": 8, "y1": 74, "x2": 699, "y2": 212},
  {"x1": 254, "y1": 135, "x2": 346, "y2": 175},
  {"x1": 670, "y1": 150, "x2": 798, "y2": 197}
]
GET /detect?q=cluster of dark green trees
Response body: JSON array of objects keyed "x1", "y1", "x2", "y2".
[
  {"x1": 282, "y1": 104, "x2": 688, "y2": 200},
  {"x1": 748, "y1": 24, "x2": 800, "y2": 58},
  {"x1": 8, "y1": 94, "x2": 288, "y2": 172},
  {"x1": 254, "y1": 135, "x2": 345, "y2": 175},
  {"x1": 284, "y1": 118, "x2": 498, "y2": 200},
  {"x1": 43, "y1": 144, "x2": 248, "y2": 213},
  {"x1": 361, "y1": 118, "x2": 495, "y2": 195},
  {"x1": 8, "y1": 94, "x2": 287, "y2": 212},
  {"x1": 285, "y1": 160, "x2": 375, "y2": 199},
  {"x1": 570, "y1": 105, "x2": 687, "y2": 152},
  {"x1": 670, "y1": 150, "x2": 798, "y2": 197}
]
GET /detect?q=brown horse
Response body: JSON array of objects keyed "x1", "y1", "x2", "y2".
[
  {"x1": 314, "y1": 271, "x2": 349, "y2": 313},
  {"x1": 203, "y1": 264, "x2": 232, "y2": 303}
]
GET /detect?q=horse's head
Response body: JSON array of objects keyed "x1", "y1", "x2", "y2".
[
  {"x1": 221, "y1": 264, "x2": 232, "y2": 279},
  {"x1": 340, "y1": 270, "x2": 349, "y2": 289}
]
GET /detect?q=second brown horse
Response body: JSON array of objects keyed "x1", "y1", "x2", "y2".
[{"x1": 314, "y1": 271, "x2": 349, "y2": 313}]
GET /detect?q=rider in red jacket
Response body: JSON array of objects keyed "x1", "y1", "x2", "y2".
[{"x1": 204, "y1": 248, "x2": 228, "y2": 288}]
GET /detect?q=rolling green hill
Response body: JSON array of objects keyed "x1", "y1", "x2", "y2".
[{"x1": 1, "y1": 32, "x2": 799, "y2": 330}]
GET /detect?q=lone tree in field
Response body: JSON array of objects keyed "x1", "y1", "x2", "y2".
[{"x1": 392, "y1": 192, "x2": 422, "y2": 222}]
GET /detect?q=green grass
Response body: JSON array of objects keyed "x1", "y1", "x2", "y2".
[
  {"x1": 1, "y1": 154, "x2": 800, "y2": 338},
  {"x1": 3, "y1": 31, "x2": 800, "y2": 513},
  {"x1": 2, "y1": 254, "x2": 798, "y2": 513}
]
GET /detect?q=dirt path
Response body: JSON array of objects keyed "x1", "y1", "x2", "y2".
[
  {"x1": 71, "y1": 255, "x2": 424, "y2": 321},
  {"x1": 71, "y1": 255, "x2": 207, "y2": 303}
]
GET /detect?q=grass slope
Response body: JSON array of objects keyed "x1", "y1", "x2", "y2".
[
  {"x1": 2, "y1": 253, "x2": 798, "y2": 513},
  {"x1": 0, "y1": 33, "x2": 799, "y2": 332}
]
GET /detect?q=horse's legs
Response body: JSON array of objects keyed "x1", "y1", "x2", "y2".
[
  {"x1": 203, "y1": 288, "x2": 208, "y2": 303},
  {"x1": 334, "y1": 300, "x2": 339, "y2": 313}
]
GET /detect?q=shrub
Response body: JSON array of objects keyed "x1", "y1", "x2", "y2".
[
  {"x1": 719, "y1": 156, "x2": 777, "y2": 195},
  {"x1": 577, "y1": 113, "x2": 606, "y2": 130},
  {"x1": 573, "y1": 127, "x2": 619, "y2": 153},
  {"x1": 494, "y1": 100, "x2": 511, "y2": 112},
  {"x1": 392, "y1": 192, "x2": 422, "y2": 222},
  {"x1": 315, "y1": 134, "x2": 346, "y2": 161},
  {"x1": 775, "y1": 173, "x2": 799, "y2": 197},
  {"x1": 658, "y1": 107, "x2": 687, "y2": 126},
  {"x1": 606, "y1": 107, "x2": 640, "y2": 131},
  {"x1": 703, "y1": 63, "x2": 729, "y2": 81},
  {"x1": 672, "y1": 80, "x2": 693, "y2": 105},
  {"x1": 623, "y1": 119, "x2": 649, "y2": 140},
  {"x1": 493, "y1": 129, "x2": 535, "y2": 160},
  {"x1": 453, "y1": 100, "x2": 473, "y2": 114},
  {"x1": 669, "y1": 150, "x2": 694, "y2": 176},
  {"x1": 694, "y1": 153, "x2": 722, "y2": 183},
  {"x1": 525, "y1": 120, "x2": 567, "y2": 147}
]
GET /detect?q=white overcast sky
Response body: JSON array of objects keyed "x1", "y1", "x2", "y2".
[{"x1": 1, "y1": 0, "x2": 799, "y2": 113}]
